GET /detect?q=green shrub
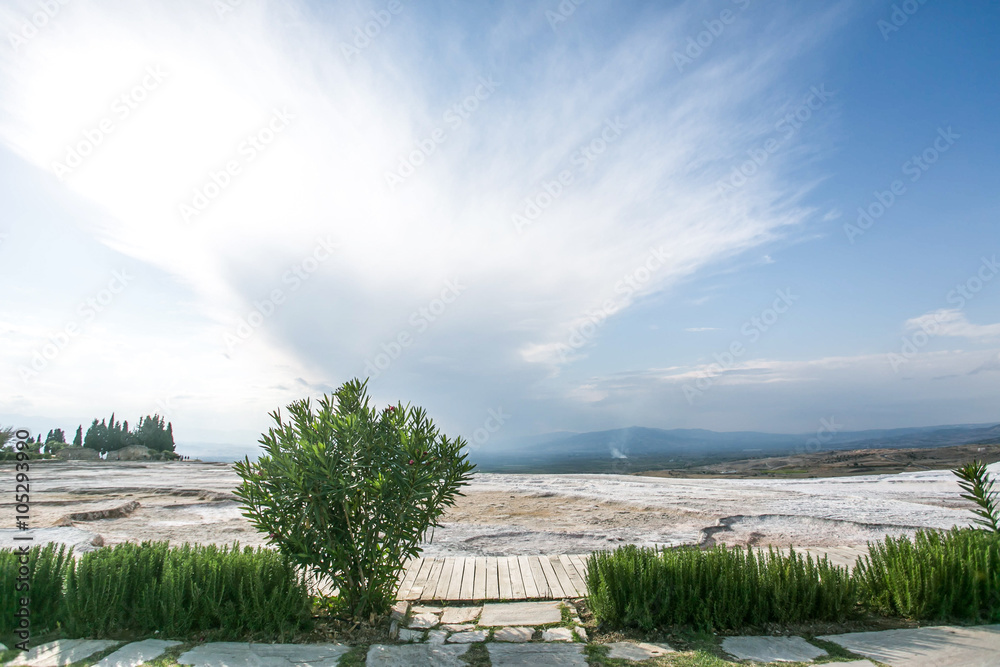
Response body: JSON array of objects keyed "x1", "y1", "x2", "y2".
[
  {"x1": 234, "y1": 378, "x2": 475, "y2": 621},
  {"x1": 0, "y1": 543, "x2": 70, "y2": 635},
  {"x1": 586, "y1": 544, "x2": 858, "y2": 631},
  {"x1": 954, "y1": 460, "x2": 1000, "y2": 533},
  {"x1": 62, "y1": 541, "x2": 311, "y2": 639},
  {"x1": 855, "y1": 528, "x2": 1000, "y2": 621}
]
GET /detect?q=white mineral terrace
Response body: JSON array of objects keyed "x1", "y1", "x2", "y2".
[{"x1": 1, "y1": 460, "x2": 994, "y2": 558}]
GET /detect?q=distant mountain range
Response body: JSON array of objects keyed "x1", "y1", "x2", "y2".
[{"x1": 470, "y1": 422, "x2": 1000, "y2": 473}]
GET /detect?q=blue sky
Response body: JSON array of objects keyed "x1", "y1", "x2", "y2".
[{"x1": 0, "y1": 0, "x2": 997, "y2": 458}]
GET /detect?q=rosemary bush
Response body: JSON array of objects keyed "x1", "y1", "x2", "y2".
[
  {"x1": 62, "y1": 541, "x2": 311, "y2": 639},
  {"x1": 0, "y1": 543, "x2": 70, "y2": 635},
  {"x1": 234, "y1": 378, "x2": 475, "y2": 620},
  {"x1": 586, "y1": 544, "x2": 858, "y2": 631},
  {"x1": 856, "y1": 528, "x2": 1000, "y2": 621}
]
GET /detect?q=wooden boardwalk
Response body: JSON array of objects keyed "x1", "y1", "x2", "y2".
[
  {"x1": 392, "y1": 546, "x2": 866, "y2": 602},
  {"x1": 396, "y1": 555, "x2": 590, "y2": 601}
]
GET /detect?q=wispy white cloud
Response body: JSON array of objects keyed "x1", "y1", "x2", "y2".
[
  {"x1": 905, "y1": 309, "x2": 1000, "y2": 340},
  {"x1": 0, "y1": 0, "x2": 852, "y2": 440},
  {"x1": 557, "y1": 349, "x2": 1000, "y2": 432}
]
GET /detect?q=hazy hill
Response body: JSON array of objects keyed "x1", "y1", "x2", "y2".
[{"x1": 471, "y1": 422, "x2": 1000, "y2": 473}]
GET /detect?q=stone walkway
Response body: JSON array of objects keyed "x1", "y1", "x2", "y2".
[{"x1": 4, "y1": 606, "x2": 1000, "y2": 666}]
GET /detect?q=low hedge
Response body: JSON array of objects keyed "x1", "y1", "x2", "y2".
[
  {"x1": 588, "y1": 528, "x2": 1000, "y2": 631},
  {"x1": 1, "y1": 541, "x2": 313, "y2": 641},
  {"x1": 0, "y1": 543, "x2": 70, "y2": 635},
  {"x1": 856, "y1": 528, "x2": 1000, "y2": 622},
  {"x1": 586, "y1": 543, "x2": 858, "y2": 631}
]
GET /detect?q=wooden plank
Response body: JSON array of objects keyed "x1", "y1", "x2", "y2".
[
  {"x1": 559, "y1": 555, "x2": 586, "y2": 597},
  {"x1": 433, "y1": 558, "x2": 456, "y2": 600},
  {"x1": 549, "y1": 555, "x2": 576, "y2": 598},
  {"x1": 408, "y1": 558, "x2": 435, "y2": 601},
  {"x1": 485, "y1": 557, "x2": 500, "y2": 600},
  {"x1": 446, "y1": 557, "x2": 466, "y2": 601},
  {"x1": 473, "y1": 556, "x2": 487, "y2": 600},
  {"x1": 395, "y1": 557, "x2": 423, "y2": 600},
  {"x1": 569, "y1": 554, "x2": 590, "y2": 589},
  {"x1": 538, "y1": 555, "x2": 565, "y2": 599},
  {"x1": 527, "y1": 556, "x2": 549, "y2": 598},
  {"x1": 508, "y1": 556, "x2": 526, "y2": 599},
  {"x1": 459, "y1": 557, "x2": 476, "y2": 601},
  {"x1": 498, "y1": 556, "x2": 513, "y2": 600},
  {"x1": 518, "y1": 555, "x2": 539, "y2": 599},
  {"x1": 421, "y1": 558, "x2": 445, "y2": 601}
]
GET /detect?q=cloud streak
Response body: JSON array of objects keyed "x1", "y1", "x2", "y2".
[{"x1": 0, "y1": 0, "x2": 859, "y2": 443}]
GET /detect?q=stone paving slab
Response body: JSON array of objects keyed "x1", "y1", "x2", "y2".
[
  {"x1": 440, "y1": 623, "x2": 475, "y2": 632},
  {"x1": 366, "y1": 644, "x2": 470, "y2": 666},
  {"x1": 6, "y1": 639, "x2": 120, "y2": 666},
  {"x1": 440, "y1": 606, "x2": 481, "y2": 624},
  {"x1": 446, "y1": 630, "x2": 488, "y2": 643},
  {"x1": 605, "y1": 641, "x2": 675, "y2": 661},
  {"x1": 542, "y1": 627, "x2": 574, "y2": 642},
  {"x1": 721, "y1": 636, "x2": 828, "y2": 663},
  {"x1": 479, "y1": 600, "x2": 562, "y2": 626},
  {"x1": 820, "y1": 624, "x2": 1000, "y2": 667},
  {"x1": 176, "y1": 642, "x2": 349, "y2": 666},
  {"x1": 408, "y1": 612, "x2": 441, "y2": 629},
  {"x1": 487, "y1": 643, "x2": 588, "y2": 666},
  {"x1": 412, "y1": 605, "x2": 444, "y2": 614},
  {"x1": 397, "y1": 628, "x2": 424, "y2": 642},
  {"x1": 494, "y1": 627, "x2": 533, "y2": 642},
  {"x1": 390, "y1": 600, "x2": 409, "y2": 621},
  {"x1": 94, "y1": 639, "x2": 182, "y2": 667}
]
